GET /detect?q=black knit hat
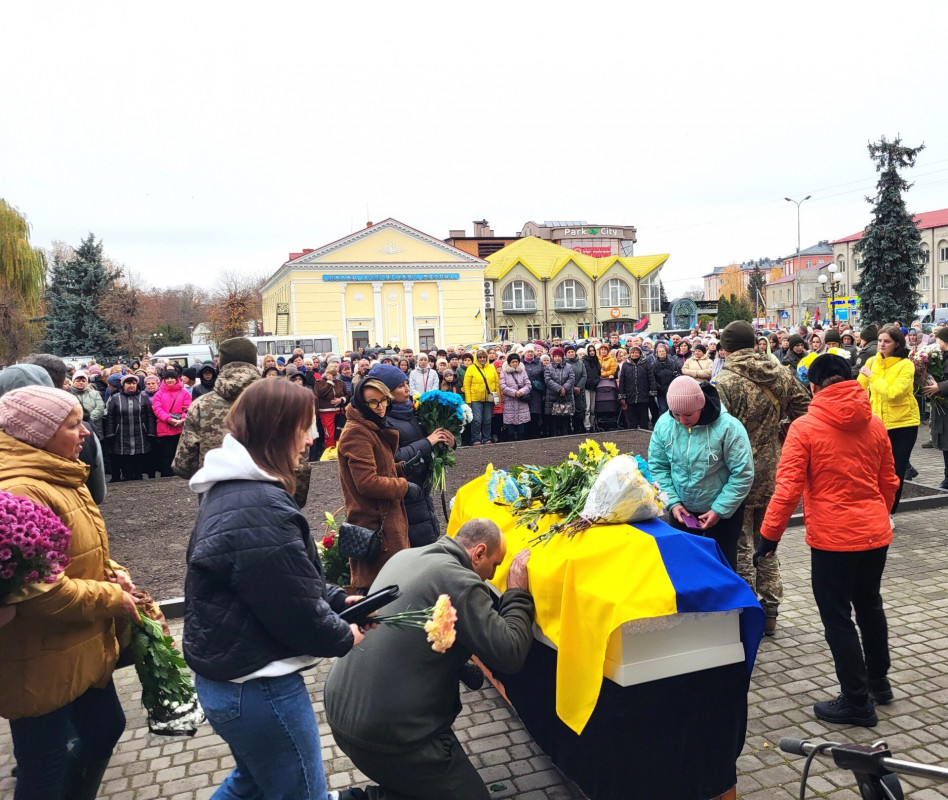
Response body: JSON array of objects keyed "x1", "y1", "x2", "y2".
[
  {"x1": 788, "y1": 334, "x2": 805, "y2": 349},
  {"x1": 860, "y1": 325, "x2": 878, "y2": 342},
  {"x1": 720, "y1": 321, "x2": 756, "y2": 352},
  {"x1": 219, "y1": 337, "x2": 257, "y2": 367},
  {"x1": 506, "y1": 352, "x2": 521, "y2": 364},
  {"x1": 823, "y1": 329, "x2": 842, "y2": 346}
]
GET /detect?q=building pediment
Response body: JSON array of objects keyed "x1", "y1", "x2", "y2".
[{"x1": 287, "y1": 219, "x2": 484, "y2": 266}]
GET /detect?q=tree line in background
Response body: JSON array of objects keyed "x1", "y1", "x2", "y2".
[{"x1": 0, "y1": 205, "x2": 265, "y2": 363}]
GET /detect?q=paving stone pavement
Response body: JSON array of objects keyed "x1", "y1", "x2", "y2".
[{"x1": 2, "y1": 481, "x2": 948, "y2": 798}]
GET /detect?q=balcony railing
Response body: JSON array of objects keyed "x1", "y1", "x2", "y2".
[
  {"x1": 502, "y1": 300, "x2": 538, "y2": 314},
  {"x1": 553, "y1": 299, "x2": 588, "y2": 311}
]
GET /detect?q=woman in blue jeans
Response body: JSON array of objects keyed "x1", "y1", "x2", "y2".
[{"x1": 184, "y1": 379, "x2": 370, "y2": 800}]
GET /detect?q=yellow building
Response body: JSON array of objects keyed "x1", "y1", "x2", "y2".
[
  {"x1": 484, "y1": 237, "x2": 669, "y2": 340},
  {"x1": 261, "y1": 219, "x2": 487, "y2": 352}
]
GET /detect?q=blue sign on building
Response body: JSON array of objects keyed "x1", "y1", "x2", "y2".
[
  {"x1": 322, "y1": 273, "x2": 461, "y2": 282},
  {"x1": 780, "y1": 311, "x2": 790, "y2": 320}
]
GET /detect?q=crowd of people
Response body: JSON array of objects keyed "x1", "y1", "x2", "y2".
[{"x1": 0, "y1": 311, "x2": 945, "y2": 798}]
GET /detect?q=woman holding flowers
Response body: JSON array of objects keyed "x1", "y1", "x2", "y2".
[
  {"x1": 368, "y1": 364, "x2": 453, "y2": 547},
  {"x1": 0, "y1": 385, "x2": 140, "y2": 800},
  {"x1": 858, "y1": 325, "x2": 919, "y2": 515},
  {"x1": 500, "y1": 352, "x2": 531, "y2": 441},
  {"x1": 463, "y1": 348, "x2": 500, "y2": 446},
  {"x1": 337, "y1": 377, "x2": 418, "y2": 591},
  {"x1": 184, "y1": 379, "x2": 369, "y2": 800}
]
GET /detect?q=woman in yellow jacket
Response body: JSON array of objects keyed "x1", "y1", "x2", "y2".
[
  {"x1": 597, "y1": 342, "x2": 618, "y2": 380},
  {"x1": 857, "y1": 325, "x2": 919, "y2": 514},
  {"x1": 463, "y1": 348, "x2": 500, "y2": 445},
  {"x1": 0, "y1": 386, "x2": 139, "y2": 800}
]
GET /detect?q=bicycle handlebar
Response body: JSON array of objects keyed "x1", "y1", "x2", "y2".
[{"x1": 779, "y1": 738, "x2": 948, "y2": 782}]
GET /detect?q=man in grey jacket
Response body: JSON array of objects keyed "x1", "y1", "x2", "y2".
[{"x1": 325, "y1": 520, "x2": 533, "y2": 800}]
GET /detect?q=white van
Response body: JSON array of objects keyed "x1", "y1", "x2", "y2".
[
  {"x1": 916, "y1": 307, "x2": 948, "y2": 325},
  {"x1": 151, "y1": 344, "x2": 216, "y2": 368}
]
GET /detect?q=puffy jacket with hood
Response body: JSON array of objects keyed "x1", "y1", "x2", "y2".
[
  {"x1": 647, "y1": 382, "x2": 755, "y2": 520},
  {"x1": 0, "y1": 432, "x2": 125, "y2": 720},
  {"x1": 714, "y1": 349, "x2": 811, "y2": 506},
  {"x1": 653, "y1": 352, "x2": 682, "y2": 394},
  {"x1": 543, "y1": 360, "x2": 576, "y2": 414},
  {"x1": 857, "y1": 354, "x2": 920, "y2": 430},
  {"x1": 522, "y1": 356, "x2": 545, "y2": 414},
  {"x1": 598, "y1": 349, "x2": 618, "y2": 379},
  {"x1": 500, "y1": 361, "x2": 531, "y2": 425},
  {"x1": 184, "y1": 435, "x2": 353, "y2": 681},
  {"x1": 463, "y1": 361, "x2": 500, "y2": 404},
  {"x1": 682, "y1": 354, "x2": 713, "y2": 381},
  {"x1": 191, "y1": 364, "x2": 218, "y2": 400},
  {"x1": 151, "y1": 377, "x2": 192, "y2": 437},
  {"x1": 761, "y1": 380, "x2": 898, "y2": 551},
  {"x1": 386, "y1": 406, "x2": 441, "y2": 548},
  {"x1": 70, "y1": 383, "x2": 106, "y2": 439}
]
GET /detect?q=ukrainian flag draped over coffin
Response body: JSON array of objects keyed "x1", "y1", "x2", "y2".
[{"x1": 447, "y1": 473, "x2": 765, "y2": 734}]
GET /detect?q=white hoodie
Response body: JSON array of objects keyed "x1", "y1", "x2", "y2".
[
  {"x1": 189, "y1": 433, "x2": 278, "y2": 495},
  {"x1": 189, "y1": 434, "x2": 320, "y2": 682}
]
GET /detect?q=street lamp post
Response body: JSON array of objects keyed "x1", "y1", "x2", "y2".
[
  {"x1": 818, "y1": 264, "x2": 843, "y2": 326},
  {"x1": 785, "y1": 195, "x2": 811, "y2": 327}
]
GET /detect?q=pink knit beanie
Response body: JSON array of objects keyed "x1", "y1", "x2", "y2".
[
  {"x1": 666, "y1": 376, "x2": 706, "y2": 416},
  {"x1": 0, "y1": 386, "x2": 80, "y2": 448}
]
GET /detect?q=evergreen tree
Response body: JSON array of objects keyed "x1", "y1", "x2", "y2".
[
  {"x1": 732, "y1": 294, "x2": 753, "y2": 323},
  {"x1": 43, "y1": 234, "x2": 118, "y2": 356},
  {"x1": 853, "y1": 136, "x2": 927, "y2": 323},
  {"x1": 659, "y1": 280, "x2": 669, "y2": 310},
  {"x1": 0, "y1": 200, "x2": 47, "y2": 363},
  {"x1": 746, "y1": 264, "x2": 765, "y2": 312},
  {"x1": 717, "y1": 295, "x2": 734, "y2": 327}
]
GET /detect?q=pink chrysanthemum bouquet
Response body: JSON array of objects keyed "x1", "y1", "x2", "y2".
[{"x1": 0, "y1": 491, "x2": 71, "y2": 599}]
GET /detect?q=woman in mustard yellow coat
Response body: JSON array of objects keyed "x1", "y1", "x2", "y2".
[
  {"x1": 0, "y1": 386, "x2": 140, "y2": 800},
  {"x1": 857, "y1": 325, "x2": 919, "y2": 514}
]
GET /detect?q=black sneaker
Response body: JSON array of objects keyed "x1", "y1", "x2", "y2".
[
  {"x1": 871, "y1": 680, "x2": 894, "y2": 705},
  {"x1": 905, "y1": 466, "x2": 919, "y2": 480},
  {"x1": 939, "y1": 477, "x2": 948, "y2": 490},
  {"x1": 814, "y1": 695, "x2": 878, "y2": 727}
]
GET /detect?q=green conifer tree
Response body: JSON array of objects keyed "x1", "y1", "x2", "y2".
[
  {"x1": 717, "y1": 294, "x2": 734, "y2": 328},
  {"x1": 43, "y1": 234, "x2": 119, "y2": 356},
  {"x1": 853, "y1": 136, "x2": 927, "y2": 323}
]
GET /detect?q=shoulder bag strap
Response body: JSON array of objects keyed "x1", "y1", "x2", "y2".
[{"x1": 475, "y1": 365, "x2": 491, "y2": 393}]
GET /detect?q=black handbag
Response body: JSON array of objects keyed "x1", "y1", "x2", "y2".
[{"x1": 338, "y1": 503, "x2": 390, "y2": 561}]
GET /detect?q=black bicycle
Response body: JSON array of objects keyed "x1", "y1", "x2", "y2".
[{"x1": 779, "y1": 737, "x2": 948, "y2": 799}]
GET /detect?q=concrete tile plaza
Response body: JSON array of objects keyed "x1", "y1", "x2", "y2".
[{"x1": 2, "y1": 438, "x2": 948, "y2": 799}]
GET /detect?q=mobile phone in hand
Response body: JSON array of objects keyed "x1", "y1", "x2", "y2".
[{"x1": 680, "y1": 510, "x2": 702, "y2": 530}]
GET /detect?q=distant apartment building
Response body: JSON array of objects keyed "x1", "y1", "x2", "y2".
[{"x1": 702, "y1": 257, "x2": 781, "y2": 301}]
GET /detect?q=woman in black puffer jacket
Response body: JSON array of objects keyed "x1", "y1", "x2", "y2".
[
  {"x1": 582, "y1": 344, "x2": 601, "y2": 431},
  {"x1": 184, "y1": 379, "x2": 368, "y2": 800},
  {"x1": 522, "y1": 347, "x2": 546, "y2": 439},
  {"x1": 368, "y1": 364, "x2": 454, "y2": 547},
  {"x1": 652, "y1": 342, "x2": 682, "y2": 416}
]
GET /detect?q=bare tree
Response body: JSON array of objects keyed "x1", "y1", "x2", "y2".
[
  {"x1": 206, "y1": 271, "x2": 266, "y2": 343},
  {"x1": 683, "y1": 285, "x2": 705, "y2": 301}
]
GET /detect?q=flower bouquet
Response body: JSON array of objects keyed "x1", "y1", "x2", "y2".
[
  {"x1": 373, "y1": 593, "x2": 457, "y2": 653},
  {"x1": 130, "y1": 612, "x2": 204, "y2": 736},
  {"x1": 911, "y1": 343, "x2": 948, "y2": 407},
  {"x1": 414, "y1": 391, "x2": 472, "y2": 493},
  {"x1": 319, "y1": 508, "x2": 351, "y2": 588},
  {"x1": 0, "y1": 491, "x2": 71, "y2": 605},
  {"x1": 486, "y1": 439, "x2": 664, "y2": 543}
]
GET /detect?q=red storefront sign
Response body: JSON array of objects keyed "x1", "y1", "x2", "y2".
[{"x1": 573, "y1": 246, "x2": 613, "y2": 257}]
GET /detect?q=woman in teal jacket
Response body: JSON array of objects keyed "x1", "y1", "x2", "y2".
[{"x1": 648, "y1": 376, "x2": 754, "y2": 570}]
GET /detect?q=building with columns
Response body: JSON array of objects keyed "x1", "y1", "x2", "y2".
[{"x1": 260, "y1": 219, "x2": 487, "y2": 352}]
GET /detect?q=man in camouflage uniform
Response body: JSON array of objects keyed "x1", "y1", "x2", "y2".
[
  {"x1": 173, "y1": 337, "x2": 311, "y2": 506},
  {"x1": 714, "y1": 321, "x2": 810, "y2": 634}
]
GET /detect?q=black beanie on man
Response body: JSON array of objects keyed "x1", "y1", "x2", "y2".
[
  {"x1": 860, "y1": 325, "x2": 878, "y2": 343},
  {"x1": 218, "y1": 337, "x2": 257, "y2": 367},
  {"x1": 787, "y1": 334, "x2": 805, "y2": 349},
  {"x1": 823, "y1": 329, "x2": 842, "y2": 346},
  {"x1": 719, "y1": 320, "x2": 756, "y2": 353}
]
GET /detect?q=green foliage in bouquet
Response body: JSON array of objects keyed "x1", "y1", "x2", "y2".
[
  {"x1": 131, "y1": 614, "x2": 197, "y2": 725},
  {"x1": 320, "y1": 509, "x2": 351, "y2": 588}
]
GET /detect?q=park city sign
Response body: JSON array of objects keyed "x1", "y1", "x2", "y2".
[{"x1": 562, "y1": 227, "x2": 621, "y2": 237}]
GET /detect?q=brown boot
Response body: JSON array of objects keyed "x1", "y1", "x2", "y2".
[{"x1": 764, "y1": 617, "x2": 777, "y2": 636}]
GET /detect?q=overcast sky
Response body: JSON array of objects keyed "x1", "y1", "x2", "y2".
[{"x1": 5, "y1": 0, "x2": 948, "y2": 299}]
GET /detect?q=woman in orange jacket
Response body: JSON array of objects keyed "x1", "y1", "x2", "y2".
[
  {"x1": 597, "y1": 342, "x2": 618, "y2": 380},
  {"x1": 757, "y1": 354, "x2": 899, "y2": 729}
]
